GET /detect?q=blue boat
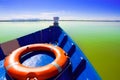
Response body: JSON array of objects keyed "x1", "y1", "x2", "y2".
[{"x1": 0, "y1": 17, "x2": 101, "y2": 80}]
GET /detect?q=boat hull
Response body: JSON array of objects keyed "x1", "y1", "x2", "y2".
[{"x1": 0, "y1": 26, "x2": 101, "y2": 80}]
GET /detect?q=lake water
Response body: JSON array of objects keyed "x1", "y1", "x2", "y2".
[{"x1": 0, "y1": 21, "x2": 120, "y2": 80}]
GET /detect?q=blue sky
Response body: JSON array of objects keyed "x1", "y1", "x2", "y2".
[{"x1": 0, "y1": 0, "x2": 120, "y2": 20}]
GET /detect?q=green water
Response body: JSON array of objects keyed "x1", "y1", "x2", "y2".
[{"x1": 0, "y1": 21, "x2": 120, "y2": 80}]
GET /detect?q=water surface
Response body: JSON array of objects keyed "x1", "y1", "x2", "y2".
[{"x1": 0, "y1": 21, "x2": 120, "y2": 80}]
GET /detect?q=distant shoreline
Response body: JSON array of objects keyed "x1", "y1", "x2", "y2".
[{"x1": 0, "y1": 19, "x2": 120, "y2": 22}]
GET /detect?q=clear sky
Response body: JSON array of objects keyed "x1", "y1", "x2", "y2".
[{"x1": 0, "y1": 0, "x2": 120, "y2": 20}]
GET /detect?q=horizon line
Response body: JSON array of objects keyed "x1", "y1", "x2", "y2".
[{"x1": 0, "y1": 19, "x2": 120, "y2": 22}]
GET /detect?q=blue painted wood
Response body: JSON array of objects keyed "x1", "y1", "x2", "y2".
[
  {"x1": 0, "y1": 47, "x2": 5, "y2": 60},
  {"x1": 17, "y1": 32, "x2": 39, "y2": 46}
]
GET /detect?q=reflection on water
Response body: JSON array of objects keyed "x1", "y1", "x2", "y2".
[{"x1": 0, "y1": 21, "x2": 120, "y2": 80}]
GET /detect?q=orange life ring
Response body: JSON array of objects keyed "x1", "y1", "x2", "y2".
[{"x1": 4, "y1": 43, "x2": 68, "y2": 80}]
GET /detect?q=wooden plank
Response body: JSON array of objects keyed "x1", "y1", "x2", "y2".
[{"x1": 1, "y1": 39, "x2": 20, "y2": 55}]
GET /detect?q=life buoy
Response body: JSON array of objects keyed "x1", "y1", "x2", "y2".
[{"x1": 4, "y1": 44, "x2": 68, "y2": 80}]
